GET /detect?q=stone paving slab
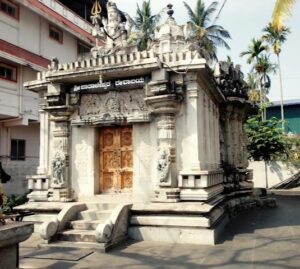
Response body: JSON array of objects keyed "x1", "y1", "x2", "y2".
[{"x1": 19, "y1": 196, "x2": 300, "y2": 269}]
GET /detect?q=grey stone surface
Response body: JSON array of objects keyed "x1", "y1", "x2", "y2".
[
  {"x1": 0, "y1": 223, "x2": 33, "y2": 269},
  {"x1": 19, "y1": 196, "x2": 300, "y2": 268}
]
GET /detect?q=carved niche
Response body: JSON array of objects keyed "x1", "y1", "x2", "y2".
[
  {"x1": 76, "y1": 89, "x2": 151, "y2": 125},
  {"x1": 157, "y1": 147, "x2": 172, "y2": 183}
]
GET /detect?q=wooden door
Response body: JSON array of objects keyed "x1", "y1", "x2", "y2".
[{"x1": 99, "y1": 126, "x2": 133, "y2": 193}]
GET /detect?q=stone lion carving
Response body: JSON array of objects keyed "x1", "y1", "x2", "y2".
[
  {"x1": 52, "y1": 152, "x2": 66, "y2": 186},
  {"x1": 157, "y1": 147, "x2": 172, "y2": 183}
]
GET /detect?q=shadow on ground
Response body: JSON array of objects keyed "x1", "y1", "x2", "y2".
[{"x1": 20, "y1": 196, "x2": 300, "y2": 269}]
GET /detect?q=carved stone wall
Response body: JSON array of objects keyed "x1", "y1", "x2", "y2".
[{"x1": 73, "y1": 89, "x2": 151, "y2": 125}]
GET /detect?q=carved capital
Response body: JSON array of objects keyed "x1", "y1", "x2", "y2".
[{"x1": 145, "y1": 94, "x2": 180, "y2": 114}]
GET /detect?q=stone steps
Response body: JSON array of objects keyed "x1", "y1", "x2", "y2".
[
  {"x1": 77, "y1": 209, "x2": 112, "y2": 221},
  {"x1": 22, "y1": 213, "x2": 58, "y2": 223},
  {"x1": 57, "y1": 229, "x2": 97, "y2": 243},
  {"x1": 55, "y1": 203, "x2": 117, "y2": 245},
  {"x1": 68, "y1": 220, "x2": 105, "y2": 230},
  {"x1": 39, "y1": 240, "x2": 109, "y2": 252},
  {"x1": 79, "y1": 193, "x2": 132, "y2": 204},
  {"x1": 86, "y1": 203, "x2": 118, "y2": 211}
]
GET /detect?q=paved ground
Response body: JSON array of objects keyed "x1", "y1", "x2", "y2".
[{"x1": 19, "y1": 195, "x2": 300, "y2": 269}]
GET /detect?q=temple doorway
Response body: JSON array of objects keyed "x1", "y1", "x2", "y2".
[{"x1": 99, "y1": 126, "x2": 133, "y2": 193}]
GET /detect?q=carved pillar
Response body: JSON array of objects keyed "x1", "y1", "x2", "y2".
[
  {"x1": 145, "y1": 76, "x2": 182, "y2": 202},
  {"x1": 156, "y1": 115, "x2": 176, "y2": 186},
  {"x1": 45, "y1": 83, "x2": 73, "y2": 202},
  {"x1": 49, "y1": 116, "x2": 72, "y2": 202}
]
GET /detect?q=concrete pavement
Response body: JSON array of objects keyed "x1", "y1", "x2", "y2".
[{"x1": 19, "y1": 195, "x2": 300, "y2": 269}]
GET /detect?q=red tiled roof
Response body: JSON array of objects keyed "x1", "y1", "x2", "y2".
[
  {"x1": 26, "y1": 0, "x2": 96, "y2": 44},
  {"x1": 0, "y1": 39, "x2": 50, "y2": 68}
]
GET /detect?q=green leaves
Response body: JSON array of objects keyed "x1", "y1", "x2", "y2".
[
  {"x1": 245, "y1": 113, "x2": 289, "y2": 161},
  {"x1": 134, "y1": 0, "x2": 163, "y2": 51},
  {"x1": 184, "y1": 0, "x2": 231, "y2": 63}
]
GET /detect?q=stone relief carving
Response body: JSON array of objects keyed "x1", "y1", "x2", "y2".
[
  {"x1": 157, "y1": 147, "x2": 172, "y2": 183},
  {"x1": 52, "y1": 152, "x2": 66, "y2": 186},
  {"x1": 78, "y1": 90, "x2": 149, "y2": 122}
]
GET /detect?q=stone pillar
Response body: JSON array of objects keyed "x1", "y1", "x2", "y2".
[
  {"x1": 182, "y1": 79, "x2": 204, "y2": 172},
  {"x1": 37, "y1": 110, "x2": 49, "y2": 175},
  {"x1": 204, "y1": 93, "x2": 211, "y2": 170},
  {"x1": 215, "y1": 107, "x2": 221, "y2": 167},
  {"x1": 156, "y1": 114, "x2": 176, "y2": 187},
  {"x1": 145, "y1": 73, "x2": 182, "y2": 202},
  {"x1": 209, "y1": 99, "x2": 214, "y2": 170},
  {"x1": 49, "y1": 118, "x2": 72, "y2": 202},
  {"x1": 27, "y1": 90, "x2": 50, "y2": 202},
  {"x1": 225, "y1": 105, "x2": 234, "y2": 166}
]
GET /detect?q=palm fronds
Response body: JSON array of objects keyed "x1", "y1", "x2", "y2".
[{"x1": 272, "y1": 0, "x2": 295, "y2": 31}]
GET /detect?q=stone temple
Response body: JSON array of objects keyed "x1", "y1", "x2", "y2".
[{"x1": 18, "y1": 1, "x2": 265, "y2": 248}]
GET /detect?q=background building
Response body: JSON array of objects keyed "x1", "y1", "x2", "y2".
[
  {"x1": 267, "y1": 99, "x2": 300, "y2": 136},
  {"x1": 0, "y1": 0, "x2": 94, "y2": 195}
]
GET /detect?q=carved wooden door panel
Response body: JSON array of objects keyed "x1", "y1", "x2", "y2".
[{"x1": 100, "y1": 126, "x2": 133, "y2": 193}]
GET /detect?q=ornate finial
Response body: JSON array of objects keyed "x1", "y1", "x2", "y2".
[
  {"x1": 91, "y1": 0, "x2": 101, "y2": 16},
  {"x1": 167, "y1": 4, "x2": 174, "y2": 18}
]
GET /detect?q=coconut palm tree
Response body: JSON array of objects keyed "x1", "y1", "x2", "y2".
[
  {"x1": 272, "y1": 0, "x2": 295, "y2": 31},
  {"x1": 263, "y1": 22, "x2": 290, "y2": 130},
  {"x1": 134, "y1": 0, "x2": 163, "y2": 51},
  {"x1": 240, "y1": 38, "x2": 268, "y2": 64},
  {"x1": 183, "y1": 0, "x2": 231, "y2": 63},
  {"x1": 254, "y1": 54, "x2": 277, "y2": 120},
  {"x1": 247, "y1": 73, "x2": 260, "y2": 104},
  {"x1": 240, "y1": 39, "x2": 268, "y2": 113}
]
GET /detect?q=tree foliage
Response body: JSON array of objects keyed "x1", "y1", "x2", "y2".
[
  {"x1": 272, "y1": 0, "x2": 295, "y2": 31},
  {"x1": 240, "y1": 38, "x2": 268, "y2": 64},
  {"x1": 263, "y1": 23, "x2": 290, "y2": 56},
  {"x1": 134, "y1": 0, "x2": 163, "y2": 51},
  {"x1": 245, "y1": 112, "x2": 289, "y2": 161},
  {"x1": 183, "y1": 0, "x2": 231, "y2": 63}
]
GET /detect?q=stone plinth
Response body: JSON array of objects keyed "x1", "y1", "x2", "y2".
[
  {"x1": 27, "y1": 175, "x2": 50, "y2": 202},
  {"x1": 0, "y1": 223, "x2": 33, "y2": 269}
]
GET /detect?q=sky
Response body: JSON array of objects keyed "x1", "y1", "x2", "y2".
[{"x1": 114, "y1": 0, "x2": 300, "y2": 102}]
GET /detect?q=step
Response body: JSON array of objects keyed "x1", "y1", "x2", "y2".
[
  {"x1": 39, "y1": 241, "x2": 109, "y2": 252},
  {"x1": 130, "y1": 207, "x2": 224, "y2": 228},
  {"x1": 57, "y1": 229, "x2": 97, "y2": 243},
  {"x1": 79, "y1": 193, "x2": 132, "y2": 203},
  {"x1": 129, "y1": 215, "x2": 229, "y2": 246},
  {"x1": 68, "y1": 220, "x2": 105, "y2": 230},
  {"x1": 77, "y1": 210, "x2": 112, "y2": 221},
  {"x1": 22, "y1": 213, "x2": 58, "y2": 223},
  {"x1": 86, "y1": 203, "x2": 118, "y2": 211},
  {"x1": 14, "y1": 202, "x2": 66, "y2": 213}
]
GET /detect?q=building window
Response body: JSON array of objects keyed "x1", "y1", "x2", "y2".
[
  {"x1": 78, "y1": 42, "x2": 91, "y2": 55},
  {"x1": 0, "y1": 0, "x2": 19, "y2": 20},
  {"x1": 10, "y1": 139, "x2": 26, "y2": 161},
  {"x1": 0, "y1": 62, "x2": 17, "y2": 82},
  {"x1": 49, "y1": 25, "x2": 63, "y2": 43}
]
